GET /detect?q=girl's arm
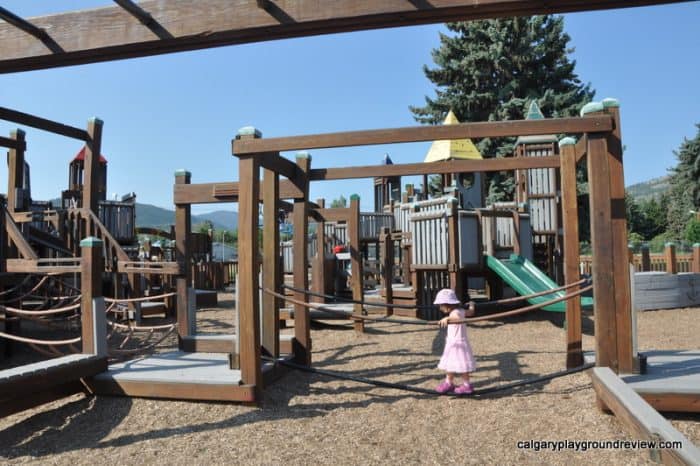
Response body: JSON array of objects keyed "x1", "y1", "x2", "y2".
[{"x1": 464, "y1": 301, "x2": 475, "y2": 317}]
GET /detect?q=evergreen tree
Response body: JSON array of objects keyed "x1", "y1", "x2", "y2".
[
  {"x1": 330, "y1": 195, "x2": 347, "y2": 208},
  {"x1": 411, "y1": 16, "x2": 595, "y2": 201},
  {"x1": 666, "y1": 124, "x2": 700, "y2": 238}
]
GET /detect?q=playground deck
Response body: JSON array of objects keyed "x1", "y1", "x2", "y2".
[
  {"x1": 87, "y1": 351, "x2": 256, "y2": 402},
  {"x1": 585, "y1": 350, "x2": 700, "y2": 412}
]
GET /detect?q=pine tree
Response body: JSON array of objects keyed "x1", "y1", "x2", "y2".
[
  {"x1": 666, "y1": 124, "x2": 700, "y2": 239},
  {"x1": 411, "y1": 16, "x2": 595, "y2": 200}
]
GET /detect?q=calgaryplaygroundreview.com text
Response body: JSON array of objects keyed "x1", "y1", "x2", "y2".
[{"x1": 516, "y1": 439, "x2": 683, "y2": 452}]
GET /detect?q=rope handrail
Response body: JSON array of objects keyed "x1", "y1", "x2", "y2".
[
  {"x1": 104, "y1": 291, "x2": 176, "y2": 304},
  {"x1": 0, "y1": 275, "x2": 32, "y2": 296},
  {"x1": 0, "y1": 276, "x2": 50, "y2": 304},
  {"x1": 0, "y1": 330, "x2": 81, "y2": 346},
  {"x1": 106, "y1": 319, "x2": 176, "y2": 332},
  {"x1": 2, "y1": 302, "x2": 81, "y2": 316},
  {"x1": 281, "y1": 277, "x2": 590, "y2": 310},
  {"x1": 263, "y1": 284, "x2": 593, "y2": 326}
]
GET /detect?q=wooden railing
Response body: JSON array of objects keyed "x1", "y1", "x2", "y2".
[
  {"x1": 580, "y1": 243, "x2": 700, "y2": 275},
  {"x1": 192, "y1": 260, "x2": 238, "y2": 290}
]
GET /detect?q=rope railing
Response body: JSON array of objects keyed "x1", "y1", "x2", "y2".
[
  {"x1": 281, "y1": 277, "x2": 590, "y2": 310},
  {"x1": 104, "y1": 291, "x2": 176, "y2": 304},
  {"x1": 2, "y1": 302, "x2": 81, "y2": 316},
  {"x1": 263, "y1": 284, "x2": 593, "y2": 326},
  {"x1": 0, "y1": 275, "x2": 32, "y2": 296},
  {"x1": 106, "y1": 319, "x2": 176, "y2": 332},
  {"x1": 0, "y1": 330, "x2": 81, "y2": 346},
  {"x1": 0, "y1": 276, "x2": 50, "y2": 304}
]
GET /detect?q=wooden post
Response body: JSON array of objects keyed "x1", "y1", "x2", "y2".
[
  {"x1": 559, "y1": 137, "x2": 583, "y2": 368},
  {"x1": 234, "y1": 126, "x2": 263, "y2": 391},
  {"x1": 349, "y1": 194, "x2": 365, "y2": 332},
  {"x1": 83, "y1": 118, "x2": 103, "y2": 215},
  {"x1": 80, "y1": 237, "x2": 106, "y2": 356},
  {"x1": 693, "y1": 243, "x2": 700, "y2": 274},
  {"x1": 174, "y1": 170, "x2": 194, "y2": 345},
  {"x1": 380, "y1": 226, "x2": 393, "y2": 316},
  {"x1": 584, "y1": 99, "x2": 634, "y2": 375},
  {"x1": 292, "y1": 151, "x2": 311, "y2": 364},
  {"x1": 262, "y1": 166, "x2": 280, "y2": 358},
  {"x1": 446, "y1": 197, "x2": 463, "y2": 301},
  {"x1": 311, "y1": 198, "x2": 326, "y2": 303},
  {"x1": 664, "y1": 242, "x2": 677, "y2": 275},
  {"x1": 641, "y1": 245, "x2": 651, "y2": 272},
  {"x1": 7, "y1": 129, "x2": 26, "y2": 213}
]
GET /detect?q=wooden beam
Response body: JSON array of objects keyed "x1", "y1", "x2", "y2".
[
  {"x1": 234, "y1": 116, "x2": 612, "y2": 155},
  {"x1": 575, "y1": 134, "x2": 588, "y2": 163},
  {"x1": 173, "y1": 180, "x2": 303, "y2": 204},
  {"x1": 257, "y1": 152, "x2": 304, "y2": 188},
  {"x1": 0, "y1": 135, "x2": 25, "y2": 150},
  {"x1": 237, "y1": 154, "x2": 262, "y2": 393},
  {"x1": 591, "y1": 367, "x2": 700, "y2": 465},
  {"x1": 559, "y1": 139, "x2": 583, "y2": 369},
  {"x1": 0, "y1": 6, "x2": 63, "y2": 53},
  {"x1": 174, "y1": 170, "x2": 193, "y2": 342},
  {"x1": 348, "y1": 195, "x2": 364, "y2": 332},
  {"x1": 4, "y1": 210, "x2": 38, "y2": 260},
  {"x1": 0, "y1": 106, "x2": 89, "y2": 141},
  {"x1": 83, "y1": 118, "x2": 103, "y2": 214},
  {"x1": 292, "y1": 153, "x2": 311, "y2": 365},
  {"x1": 0, "y1": 1, "x2": 689, "y2": 73},
  {"x1": 6, "y1": 129, "x2": 25, "y2": 213},
  {"x1": 261, "y1": 168, "x2": 280, "y2": 359},
  {"x1": 112, "y1": 0, "x2": 173, "y2": 39},
  {"x1": 310, "y1": 155, "x2": 562, "y2": 181}
]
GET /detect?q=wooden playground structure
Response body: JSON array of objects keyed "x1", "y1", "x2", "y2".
[{"x1": 0, "y1": 1, "x2": 698, "y2": 463}]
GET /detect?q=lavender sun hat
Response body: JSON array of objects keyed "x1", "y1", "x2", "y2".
[{"x1": 433, "y1": 289, "x2": 460, "y2": 305}]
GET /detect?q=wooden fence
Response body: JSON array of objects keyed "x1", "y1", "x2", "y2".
[
  {"x1": 191, "y1": 260, "x2": 238, "y2": 290},
  {"x1": 579, "y1": 244, "x2": 700, "y2": 275}
]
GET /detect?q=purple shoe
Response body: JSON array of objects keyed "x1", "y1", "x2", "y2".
[
  {"x1": 435, "y1": 380, "x2": 455, "y2": 394},
  {"x1": 454, "y1": 383, "x2": 473, "y2": 395}
]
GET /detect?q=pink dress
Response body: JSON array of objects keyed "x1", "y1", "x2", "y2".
[{"x1": 438, "y1": 308, "x2": 476, "y2": 373}]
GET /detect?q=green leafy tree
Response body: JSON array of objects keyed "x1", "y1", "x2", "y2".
[
  {"x1": 666, "y1": 124, "x2": 700, "y2": 238},
  {"x1": 411, "y1": 15, "x2": 595, "y2": 201},
  {"x1": 685, "y1": 218, "x2": 700, "y2": 243}
]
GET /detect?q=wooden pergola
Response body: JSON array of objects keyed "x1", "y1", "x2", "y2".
[{"x1": 0, "y1": 0, "x2": 692, "y2": 73}]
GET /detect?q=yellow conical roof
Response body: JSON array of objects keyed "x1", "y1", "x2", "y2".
[{"x1": 424, "y1": 110, "x2": 482, "y2": 163}]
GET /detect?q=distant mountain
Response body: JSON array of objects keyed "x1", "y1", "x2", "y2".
[
  {"x1": 135, "y1": 203, "x2": 238, "y2": 231},
  {"x1": 626, "y1": 176, "x2": 671, "y2": 202}
]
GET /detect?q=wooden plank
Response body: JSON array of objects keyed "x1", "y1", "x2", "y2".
[
  {"x1": 348, "y1": 195, "x2": 364, "y2": 332},
  {"x1": 575, "y1": 134, "x2": 588, "y2": 163},
  {"x1": 292, "y1": 154, "x2": 311, "y2": 364},
  {"x1": 5, "y1": 259, "x2": 80, "y2": 274},
  {"x1": 310, "y1": 155, "x2": 562, "y2": 181},
  {"x1": 235, "y1": 117, "x2": 612, "y2": 155},
  {"x1": 80, "y1": 238, "x2": 103, "y2": 355},
  {"x1": 0, "y1": 107, "x2": 89, "y2": 140},
  {"x1": 174, "y1": 171, "x2": 193, "y2": 341},
  {"x1": 237, "y1": 154, "x2": 262, "y2": 389},
  {"x1": 0, "y1": 1, "x2": 687, "y2": 73},
  {"x1": 591, "y1": 367, "x2": 700, "y2": 466},
  {"x1": 6, "y1": 129, "x2": 25, "y2": 213},
  {"x1": 0, "y1": 134, "x2": 25, "y2": 150},
  {"x1": 88, "y1": 378, "x2": 255, "y2": 403},
  {"x1": 587, "y1": 133, "x2": 619, "y2": 372},
  {"x1": 83, "y1": 118, "x2": 103, "y2": 214},
  {"x1": 560, "y1": 141, "x2": 583, "y2": 368},
  {"x1": 0, "y1": 381, "x2": 87, "y2": 418},
  {"x1": 262, "y1": 168, "x2": 280, "y2": 358},
  {"x1": 311, "y1": 199, "x2": 327, "y2": 304},
  {"x1": 639, "y1": 393, "x2": 700, "y2": 413},
  {"x1": 259, "y1": 152, "x2": 303, "y2": 189},
  {"x1": 180, "y1": 334, "x2": 237, "y2": 353},
  {"x1": 604, "y1": 104, "x2": 635, "y2": 374},
  {"x1": 0, "y1": 354, "x2": 107, "y2": 398},
  {"x1": 4, "y1": 212, "x2": 38, "y2": 260},
  {"x1": 173, "y1": 180, "x2": 302, "y2": 204},
  {"x1": 380, "y1": 227, "x2": 393, "y2": 316}
]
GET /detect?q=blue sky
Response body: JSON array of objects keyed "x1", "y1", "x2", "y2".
[{"x1": 0, "y1": 1, "x2": 698, "y2": 214}]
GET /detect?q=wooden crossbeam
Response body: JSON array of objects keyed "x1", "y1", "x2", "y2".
[
  {"x1": 0, "y1": 106, "x2": 89, "y2": 141},
  {"x1": 173, "y1": 180, "x2": 303, "y2": 204},
  {"x1": 0, "y1": 6, "x2": 63, "y2": 53},
  {"x1": 309, "y1": 155, "x2": 561, "y2": 181},
  {"x1": 0, "y1": 1, "x2": 691, "y2": 73},
  {"x1": 0, "y1": 135, "x2": 25, "y2": 150},
  {"x1": 112, "y1": 0, "x2": 173, "y2": 39},
  {"x1": 258, "y1": 153, "x2": 305, "y2": 188},
  {"x1": 233, "y1": 116, "x2": 613, "y2": 155}
]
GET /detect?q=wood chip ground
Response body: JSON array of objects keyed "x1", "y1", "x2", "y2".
[{"x1": 1, "y1": 294, "x2": 697, "y2": 465}]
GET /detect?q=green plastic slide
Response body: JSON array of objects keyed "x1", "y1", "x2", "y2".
[{"x1": 485, "y1": 254, "x2": 594, "y2": 312}]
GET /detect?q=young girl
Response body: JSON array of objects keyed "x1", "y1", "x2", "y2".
[{"x1": 434, "y1": 288, "x2": 476, "y2": 395}]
